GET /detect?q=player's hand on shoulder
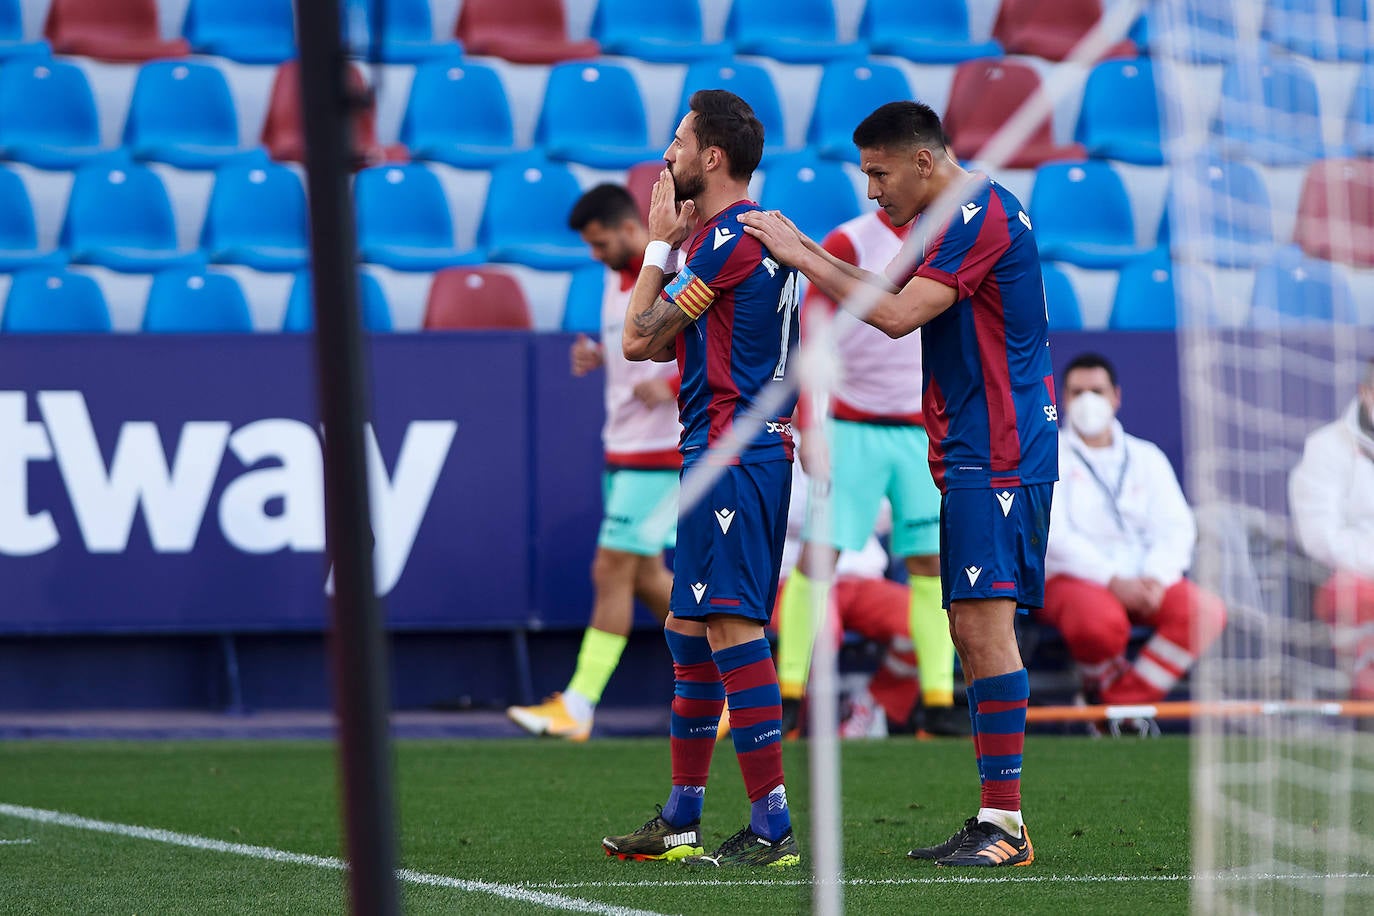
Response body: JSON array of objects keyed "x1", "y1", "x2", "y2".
[
  {"x1": 570, "y1": 333, "x2": 604, "y2": 376},
  {"x1": 649, "y1": 168, "x2": 697, "y2": 248},
  {"x1": 738, "y1": 209, "x2": 808, "y2": 266}
]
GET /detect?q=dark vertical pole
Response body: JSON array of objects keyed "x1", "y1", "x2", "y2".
[{"x1": 293, "y1": 2, "x2": 401, "y2": 914}]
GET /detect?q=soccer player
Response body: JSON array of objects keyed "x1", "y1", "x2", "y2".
[
  {"x1": 506, "y1": 185, "x2": 680, "y2": 741},
  {"x1": 600, "y1": 89, "x2": 801, "y2": 868},
  {"x1": 740, "y1": 100, "x2": 1057, "y2": 868},
  {"x1": 776, "y1": 208, "x2": 964, "y2": 738}
]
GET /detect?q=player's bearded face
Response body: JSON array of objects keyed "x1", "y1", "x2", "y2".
[{"x1": 670, "y1": 153, "x2": 706, "y2": 202}]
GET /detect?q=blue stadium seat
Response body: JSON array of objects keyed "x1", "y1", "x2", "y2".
[
  {"x1": 678, "y1": 60, "x2": 787, "y2": 158},
  {"x1": 63, "y1": 163, "x2": 206, "y2": 273},
  {"x1": 1250, "y1": 245, "x2": 1358, "y2": 325},
  {"x1": 2, "y1": 269, "x2": 109, "y2": 332},
  {"x1": 592, "y1": 0, "x2": 719, "y2": 62},
  {"x1": 1141, "y1": 0, "x2": 1238, "y2": 64},
  {"x1": 1075, "y1": 58, "x2": 1163, "y2": 165},
  {"x1": 1040, "y1": 263, "x2": 1083, "y2": 330},
  {"x1": 1109, "y1": 249, "x2": 1212, "y2": 329},
  {"x1": 123, "y1": 61, "x2": 248, "y2": 169},
  {"x1": 355, "y1": 164, "x2": 482, "y2": 271},
  {"x1": 0, "y1": 168, "x2": 66, "y2": 271},
  {"x1": 202, "y1": 161, "x2": 309, "y2": 271},
  {"x1": 1031, "y1": 161, "x2": 1142, "y2": 269},
  {"x1": 860, "y1": 0, "x2": 1002, "y2": 62},
  {"x1": 401, "y1": 61, "x2": 518, "y2": 169},
  {"x1": 759, "y1": 152, "x2": 862, "y2": 242},
  {"x1": 1159, "y1": 156, "x2": 1274, "y2": 268},
  {"x1": 142, "y1": 270, "x2": 253, "y2": 332},
  {"x1": 0, "y1": 59, "x2": 103, "y2": 169},
  {"x1": 183, "y1": 0, "x2": 295, "y2": 63},
  {"x1": 727, "y1": 0, "x2": 865, "y2": 62},
  {"x1": 480, "y1": 154, "x2": 591, "y2": 269},
  {"x1": 1213, "y1": 55, "x2": 1325, "y2": 165},
  {"x1": 809, "y1": 62, "x2": 913, "y2": 163},
  {"x1": 1263, "y1": 0, "x2": 1372, "y2": 61},
  {"x1": 343, "y1": 0, "x2": 462, "y2": 62},
  {"x1": 0, "y1": 0, "x2": 49, "y2": 58},
  {"x1": 537, "y1": 62, "x2": 660, "y2": 169},
  {"x1": 1346, "y1": 64, "x2": 1374, "y2": 157},
  {"x1": 562, "y1": 265, "x2": 604, "y2": 333},
  {"x1": 282, "y1": 271, "x2": 393, "y2": 332}
]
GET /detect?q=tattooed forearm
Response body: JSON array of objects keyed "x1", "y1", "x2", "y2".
[{"x1": 624, "y1": 267, "x2": 690, "y2": 361}]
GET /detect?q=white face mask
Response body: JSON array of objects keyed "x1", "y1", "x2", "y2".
[{"x1": 1069, "y1": 390, "x2": 1115, "y2": 438}]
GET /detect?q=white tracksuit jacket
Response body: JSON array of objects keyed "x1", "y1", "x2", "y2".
[{"x1": 1289, "y1": 399, "x2": 1374, "y2": 579}]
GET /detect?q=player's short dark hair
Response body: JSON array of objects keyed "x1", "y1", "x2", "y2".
[
  {"x1": 567, "y1": 183, "x2": 640, "y2": 231},
  {"x1": 852, "y1": 101, "x2": 949, "y2": 153},
  {"x1": 688, "y1": 89, "x2": 764, "y2": 181},
  {"x1": 1063, "y1": 352, "x2": 1120, "y2": 388}
]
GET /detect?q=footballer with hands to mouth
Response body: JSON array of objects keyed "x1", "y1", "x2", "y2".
[{"x1": 739, "y1": 100, "x2": 1058, "y2": 868}]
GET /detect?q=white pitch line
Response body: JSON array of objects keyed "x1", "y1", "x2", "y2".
[
  {"x1": 0, "y1": 838, "x2": 34, "y2": 845},
  {"x1": 525, "y1": 872, "x2": 1374, "y2": 889},
  {"x1": 0, "y1": 803, "x2": 670, "y2": 916}
]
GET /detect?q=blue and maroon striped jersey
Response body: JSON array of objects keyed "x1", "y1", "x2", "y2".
[
  {"x1": 660, "y1": 200, "x2": 800, "y2": 467},
  {"x1": 891, "y1": 178, "x2": 1059, "y2": 492}
]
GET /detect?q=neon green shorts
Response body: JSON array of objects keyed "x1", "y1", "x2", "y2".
[
  {"x1": 804, "y1": 419, "x2": 941, "y2": 557},
  {"x1": 598, "y1": 469, "x2": 678, "y2": 555}
]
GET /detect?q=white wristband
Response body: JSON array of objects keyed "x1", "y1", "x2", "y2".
[{"x1": 644, "y1": 240, "x2": 672, "y2": 272}]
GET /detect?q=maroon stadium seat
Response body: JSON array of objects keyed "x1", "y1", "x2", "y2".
[
  {"x1": 625, "y1": 160, "x2": 665, "y2": 225},
  {"x1": 1293, "y1": 158, "x2": 1374, "y2": 268},
  {"x1": 45, "y1": 0, "x2": 189, "y2": 62},
  {"x1": 992, "y1": 0, "x2": 1136, "y2": 62},
  {"x1": 262, "y1": 60, "x2": 405, "y2": 169},
  {"x1": 457, "y1": 0, "x2": 599, "y2": 64},
  {"x1": 943, "y1": 59, "x2": 1087, "y2": 169},
  {"x1": 424, "y1": 267, "x2": 533, "y2": 330}
]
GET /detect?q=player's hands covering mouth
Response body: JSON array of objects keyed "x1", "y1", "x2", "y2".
[{"x1": 649, "y1": 168, "x2": 697, "y2": 248}]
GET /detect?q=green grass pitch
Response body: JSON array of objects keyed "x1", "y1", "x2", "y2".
[{"x1": 1, "y1": 736, "x2": 1201, "y2": 914}]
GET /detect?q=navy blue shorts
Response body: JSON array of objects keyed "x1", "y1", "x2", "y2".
[
  {"x1": 939, "y1": 483, "x2": 1052, "y2": 613},
  {"x1": 670, "y1": 460, "x2": 793, "y2": 622}
]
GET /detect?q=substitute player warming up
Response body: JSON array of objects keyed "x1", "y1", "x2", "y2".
[
  {"x1": 740, "y1": 101, "x2": 1058, "y2": 868},
  {"x1": 600, "y1": 90, "x2": 801, "y2": 869}
]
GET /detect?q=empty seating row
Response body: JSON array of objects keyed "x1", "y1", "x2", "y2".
[{"x1": 0, "y1": 265, "x2": 536, "y2": 332}]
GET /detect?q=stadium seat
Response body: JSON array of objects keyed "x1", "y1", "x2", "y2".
[
  {"x1": 1040, "y1": 262, "x2": 1083, "y2": 330},
  {"x1": 182, "y1": 0, "x2": 294, "y2": 63},
  {"x1": 1293, "y1": 158, "x2": 1374, "y2": 267},
  {"x1": 809, "y1": 62, "x2": 913, "y2": 163},
  {"x1": 262, "y1": 60, "x2": 392, "y2": 168},
  {"x1": 0, "y1": 168, "x2": 65, "y2": 271},
  {"x1": 625, "y1": 160, "x2": 662, "y2": 223},
  {"x1": 344, "y1": 0, "x2": 462, "y2": 61},
  {"x1": 562, "y1": 265, "x2": 604, "y2": 334},
  {"x1": 536, "y1": 63, "x2": 660, "y2": 169},
  {"x1": 142, "y1": 270, "x2": 253, "y2": 333},
  {"x1": 2, "y1": 269, "x2": 110, "y2": 333},
  {"x1": 424, "y1": 267, "x2": 533, "y2": 330},
  {"x1": 1108, "y1": 249, "x2": 1212, "y2": 329},
  {"x1": 677, "y1": 60, "x2": 787, "y2": 158},
  {"x1": 0, "y1": 0, "x2": 50, "y2": 58},
  {"x1": 760, "y1": 152, "x2": 862, "y2": 242},
  {"x1": 0, "y1": 59, "x2": 103, "y2": 170},
  {"x1": 592, "y1": 0, "x2": 718, "y2": 62},
  {"x1": 202, "y1": 161, "x2": 309, "y2": 271},
  {"x1": 45, "y1": 0, "x2": 189, "y2": 62},
  {"x1": 1074, "y1": 58, "x2": 1164, "y2": 165},
  {"x1": 1213, "y1": 55, "x2": 1325, "y2": 166},
  {"x1": 456, "y1": 0, "x2": 599, "y2": 64},
  {"x1": 1139, "y1": 0, "x2": 1239, "y2": 64},
  {"x1": 1262, "y1": 0, "x2": 1372, "y2": 62},
  {"x1": 1345, "y1": 64, "x2": 1374, "y2": 157},
  {"x1": 355, "y1": 164, "x2": 483, "y2": 271},
  {"x1": 480, "y1": 154, "x2": 592, "y2": 270},
  {"x1": 62, "y1": 163, "x2": 206, "y2": 273},
  {"x1": 1250, "y1": 245, "x2": 1357, "y2": 325},
  {"x1": 123, "y1": 61, "x2": 248, "y2": 170},
  {"x1": 944, "y1": 60, "x2": 1086, "y2": 169},
  {"x1": 859, "y1": 0, "x2": 1001, "y2": 63},
  {"x1": 726, "y1": 0, "x2": 864, "y2": 62},
  {"x1": 1030, "y1": 161, "x2": 1142, "y2": 268},
  {"x1": 401, "y1": 61, "x2": 518, "y2": 169},
  {"x1": 282, "y1": 271, "x2": 393, "y2": 332},
  {"x1": 992, "y1": 0, "x2": 1137, "y2": 62},
  {"x1": 1160, "y1": 156, "x2": 1274, "y2": 269}
]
